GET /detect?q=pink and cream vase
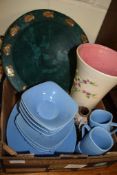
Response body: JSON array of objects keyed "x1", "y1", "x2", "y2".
[{"x1": 70, "y1": 43, "x2": 117, "y2": 110}]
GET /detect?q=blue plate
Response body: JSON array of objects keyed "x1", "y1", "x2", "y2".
[
  {"x1": 6, "y1": 104, "x2": 54, "y2": 155},
  {"x1": 15, "y1": 113, "x2": 75, "y2": 150},
  {"x1": 7, "y1": 104, "x2": 77, "y2": 154}
]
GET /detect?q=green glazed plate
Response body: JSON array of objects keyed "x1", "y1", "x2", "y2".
[{"x1": 1, "y1": 9, "x2": 88, "y2": 92}]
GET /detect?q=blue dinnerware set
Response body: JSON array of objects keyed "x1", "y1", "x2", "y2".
[
  {"x1": 7, "y1": 81, "x2": 78, "y2": 155},
  {"x1": 7, "y1": 81, "x2": 117, "y2": 156}
]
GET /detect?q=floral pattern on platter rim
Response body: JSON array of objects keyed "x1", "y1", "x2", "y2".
[
  {"x1": 9, "y1": 25, "x2": 20, "y2": 37},
  {"x1": 24, "y1": 14, "x2": 35, "y2": 23}
]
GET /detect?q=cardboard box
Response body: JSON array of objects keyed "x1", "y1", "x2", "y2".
[{"x1": 1, "y1": 79, "x2": 117, "y2": 173}]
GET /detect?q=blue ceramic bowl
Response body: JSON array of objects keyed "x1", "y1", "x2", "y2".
[
  {"x1": 21, "y1": 81, "x2": 78, "y2": 131},
  {"x1": 19, "y1": 101, "x2": 62, "y2": 135}
]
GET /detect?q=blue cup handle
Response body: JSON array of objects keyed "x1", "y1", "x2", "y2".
[
  {"x1": 75, "y1": 124, "x2": 91, "y2": 154},
  {"x1": 111, "y1": 122, "x2": 117, "y2": 127},
  {"x1": 81, "y1": 124, "x2": 91, "y2": 138},
  {"x1": 110, "y1": 122, "x2": 117, "y2": 134}
]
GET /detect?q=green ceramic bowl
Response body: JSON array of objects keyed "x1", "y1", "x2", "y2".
[{"x1": 1, "y1": 9, "x2": 88, "y2": 92}]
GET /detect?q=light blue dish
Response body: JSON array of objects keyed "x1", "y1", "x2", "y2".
[
  {"x1": 56, "y1": 124, "x2": 76, "y2": 153},
  {"x1": 21, "y1": 81, "x2": 78, "y2": 131},
  {"x1": 15, "y1": 114, "x2": 76, "y2": 153},
  {"x1": 7, "y1": 104, "x2": 77, "y2": 154},
  {"x1": 6, "y1": 104, "x2": 54, "y2": 155},
  {"x1": 19, "y1": 100, "x2": 63, "y2": 135},
  {"x1": 19, "y1": 102, "x2": 50, "y2": 134},
  {"x1": 15, "y1": 113, "x2": 74, "y2": 151}
]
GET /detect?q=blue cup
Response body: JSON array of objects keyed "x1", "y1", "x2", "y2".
[
  {"x1": 76, "y1": 126, "x2": 114, "y2": 156},
  {"x1": 89, "y1": 109, "x2": 117, "y2": 134}
]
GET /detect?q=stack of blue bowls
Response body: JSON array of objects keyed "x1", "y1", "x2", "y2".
[{"x1": 7, "y1": 81, "x2": 78, "y2": 155}]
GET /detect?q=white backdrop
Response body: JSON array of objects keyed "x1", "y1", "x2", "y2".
[{"x1": 0, "y1": 0, "x2": 111, "y2": 42}]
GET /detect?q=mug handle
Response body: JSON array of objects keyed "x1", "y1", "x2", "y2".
[
  {"x1": 75, "y1": 124, "x2": 91, "y2": 153},
  {"x1": 110, "y1": 122, "x2": 117, "y2": 135},
  {"x1": 81, "y1": 124, "x2": 91, "y2": 138}
]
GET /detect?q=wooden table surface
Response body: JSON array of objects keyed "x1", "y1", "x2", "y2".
[{"x1": 1, "y1": 162, "x2": 117, "y2": 175}]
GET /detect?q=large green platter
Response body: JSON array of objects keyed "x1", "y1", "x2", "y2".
[{"x1": 1, "y1": 9, "x2": 88, "y2": 92}]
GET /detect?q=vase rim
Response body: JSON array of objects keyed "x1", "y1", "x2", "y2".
[{"x1": 77, "y1": 43, "x2": 117, "y2": 79}]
